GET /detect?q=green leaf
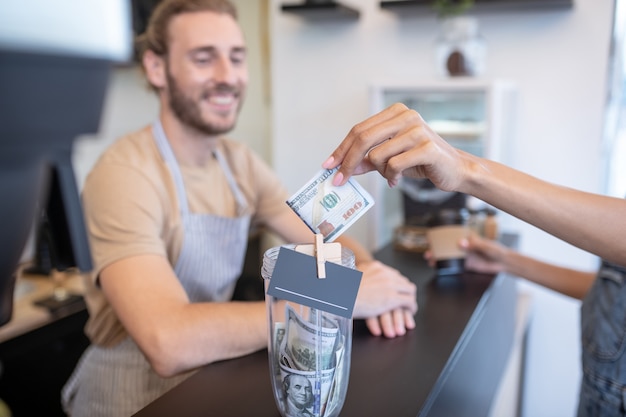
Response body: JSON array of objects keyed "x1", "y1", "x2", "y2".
[{"x1": 432, "y1": 0, "x2": 475, "y2": 19}]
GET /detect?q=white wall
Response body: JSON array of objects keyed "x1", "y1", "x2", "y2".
[{"x1": 270, "y1": 1, "x2": 614, "y2": 416}]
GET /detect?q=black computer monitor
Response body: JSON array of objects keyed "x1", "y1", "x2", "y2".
[{"x1": 26, "y1": 154, "x2": 94, "y2": 277}]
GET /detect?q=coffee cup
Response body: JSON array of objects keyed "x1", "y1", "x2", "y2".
[{"x1": 427, "y1": 209, "x2": 469, "y2": 275}]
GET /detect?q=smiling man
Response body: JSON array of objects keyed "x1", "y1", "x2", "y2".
[{"x1": 60, "y1": 1, "x2": 417, "y2": 416}]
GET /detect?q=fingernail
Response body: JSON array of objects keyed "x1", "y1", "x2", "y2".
[
  {"x1": 322, "y1": 156, "x2": 334, "y2": 169},
  {"x1": 332, "y1": 171, "x2": 344, "y2": 186}
]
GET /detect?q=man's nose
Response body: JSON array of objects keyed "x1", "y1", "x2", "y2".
[{"x1": 213, "y1": 56, "x2": 237, "y2": 83}]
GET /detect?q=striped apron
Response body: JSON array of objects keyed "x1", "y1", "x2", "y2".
[{"x1": 62, "y1": 121, "x2": 251, "y2": 417}]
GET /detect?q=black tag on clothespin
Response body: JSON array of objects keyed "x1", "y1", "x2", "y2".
[{"x1": 266, "y1": 235, "x2": 362, "y2": 318}]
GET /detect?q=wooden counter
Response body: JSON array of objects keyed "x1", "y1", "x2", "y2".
[{"x1": 0, "y1": 269, "x2": 86, "y2": 344}]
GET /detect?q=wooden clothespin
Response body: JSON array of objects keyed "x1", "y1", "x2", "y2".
[
  {"x1": 295, "y1": 237, "x2": 341, "y2": 278},
  {"x1": 314, "y1": 233, "x2": 326, "y2": 279}
]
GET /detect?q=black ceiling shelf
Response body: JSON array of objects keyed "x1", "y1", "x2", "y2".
[
  {"x1": 380, "y1": 0, "x2": 574, "y2": 14},
  {"x1": 281, "y1": 2, "x2": 360, "y2": 21}
]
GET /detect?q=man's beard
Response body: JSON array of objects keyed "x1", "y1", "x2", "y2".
[{"x1": 166, "y1": 68, "x2": 241, "y2": 136}]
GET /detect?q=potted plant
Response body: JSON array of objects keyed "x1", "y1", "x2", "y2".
[{"x1": 432, "y1": 0, "x2": 486, "y2": 77}]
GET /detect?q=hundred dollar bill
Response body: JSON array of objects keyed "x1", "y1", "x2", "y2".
[
  {"x1": 286, "y1": 167, "x2": 375, "y2": 242},
  {"x1": 283, "y1": 305, "x2": 339, "y2": 372},
  {"x1": 279, "y1": 362, "x2": 336, "y2": 417}
]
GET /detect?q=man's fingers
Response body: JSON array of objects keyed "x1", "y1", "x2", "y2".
[{"x1": 365, "y1": 316, "x2": 382, "y2": 337}]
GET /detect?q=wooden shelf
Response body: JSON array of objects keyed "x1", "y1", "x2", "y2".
[
  {"x1": 281, "y1": 2, "x2": 360, "y2": 20},
  {"x1": 380, "y1": 0, "x2": 573, "y2": 14}
]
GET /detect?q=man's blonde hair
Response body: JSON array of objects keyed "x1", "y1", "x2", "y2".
[{"x1": 135, "y1": 0, "x2": 238, "y2": 90}]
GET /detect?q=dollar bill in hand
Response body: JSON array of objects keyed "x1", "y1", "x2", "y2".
[{"x1": 286, "y1": 168, "x2": 375, "y2": 242}]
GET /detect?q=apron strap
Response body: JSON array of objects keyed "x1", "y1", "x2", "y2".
[
  {"x1": 152, "y1": 120, "x2": 190, "y2": 214},
  {"x1": 152, "y1": 120, "x2": 249, "y2": 216},
  {"x1": 213, "y1": 149, "x2": 249, "y2": 217}
]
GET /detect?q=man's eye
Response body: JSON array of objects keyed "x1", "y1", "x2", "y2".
[
  {"x1": 231, "y1": 54, "x2": 245, "y2": 66},
  {"x1": 193, "y1": 54, "x2": 212, "y2": 64}
]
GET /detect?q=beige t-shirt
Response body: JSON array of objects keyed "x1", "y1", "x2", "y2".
[{"x1": 81, "y1": 126, "x2": 289, "y2": 346}]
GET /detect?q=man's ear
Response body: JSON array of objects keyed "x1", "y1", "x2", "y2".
[{"x1": 143, "y1": 50, "x2": 167, "y2": 90}]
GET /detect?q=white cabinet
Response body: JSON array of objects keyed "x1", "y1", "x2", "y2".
[{"x1": 363, "y1": 79, "x2": 517, "y2": 249}]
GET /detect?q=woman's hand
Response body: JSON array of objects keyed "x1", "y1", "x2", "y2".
[
  {"x1": 425, "y1": 233, "x2": 509, "y2": 274},
  {"x1": 461, "y1": 234, "x2": 510, "y2": 274},
  {"x1": 323, "y1": 103, "x2": 477, "y2": 193}
]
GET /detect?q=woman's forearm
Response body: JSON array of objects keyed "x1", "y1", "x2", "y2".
[
  {"x1": 503, "y1": 248, "x2": 596, "y2": 300},
  {"x1": 464, "y1": 155, "x2": 626, "y2": 266}
]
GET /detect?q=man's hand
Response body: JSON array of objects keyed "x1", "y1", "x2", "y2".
[{"x1": 353, "y1": 260, "x2": 418, "y2": 338}]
